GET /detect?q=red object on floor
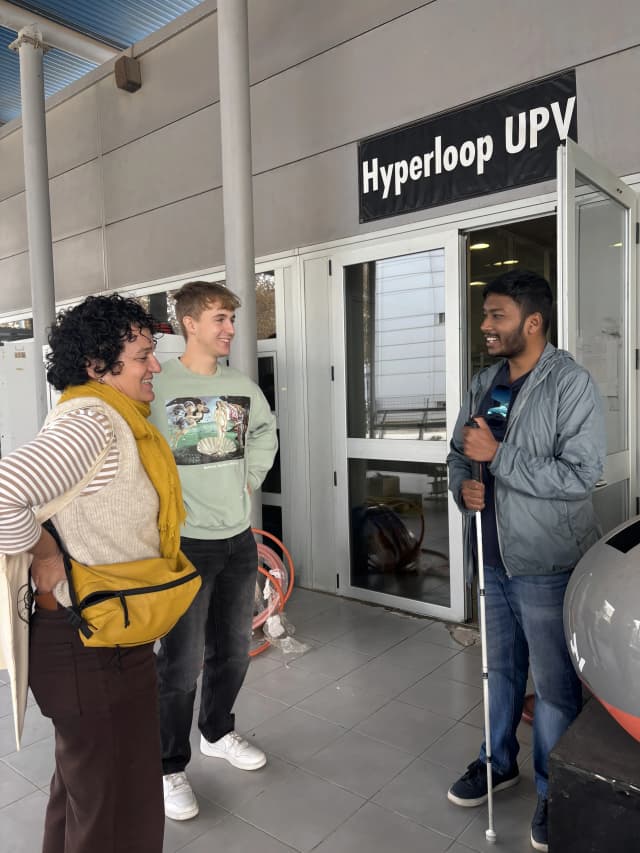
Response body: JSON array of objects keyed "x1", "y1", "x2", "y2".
[{"x1": 522, "y1": 693, "x2": 535, "y2": 725}]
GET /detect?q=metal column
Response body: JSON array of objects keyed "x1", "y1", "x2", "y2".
[
  {"x1": 9, "y1": 26, "x2": 56, "y2": 425},
  {"x1": 217, "y1": 0, "x2": 257, "y2": 381}
]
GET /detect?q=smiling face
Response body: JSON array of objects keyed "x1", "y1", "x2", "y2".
[
  {"x1": 183, "y1": 299, "x2": 236, "y2": 361},
  {"x1": 480, "y1": 293, "x2": 533, "y2": 359},
  {"x1": 98, "y1": 327, "x2": 161, "y2": 403}
]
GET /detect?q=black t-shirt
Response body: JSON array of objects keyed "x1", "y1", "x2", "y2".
[{"x1": 475, "y1": 363, "x2": 531, "y2": 570}]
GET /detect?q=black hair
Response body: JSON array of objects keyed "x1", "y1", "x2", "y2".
[
  {"x1": 46, "y1": 294, "x2": 157, "y2": 391},
  {"x1": 482, "y1": 269, "x2": 553, "y2": 334}
]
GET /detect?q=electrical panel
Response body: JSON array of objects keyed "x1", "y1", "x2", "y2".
[
  {"x1": 155, "y1": 333, "x2": 184, "y2": 363},
  {"x1": 0, "y1": 340, "x2": 40, "y2": 456},
  {"x1": 0, "y1": 334, "x2": 186, "y2": 457}
]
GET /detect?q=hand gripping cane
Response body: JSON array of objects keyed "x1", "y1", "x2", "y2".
[{"x1": 466, "y1": 419, "x2": 497, "y2": 844}]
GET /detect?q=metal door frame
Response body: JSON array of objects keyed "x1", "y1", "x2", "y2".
[
  {"x1": 329, "y1": 228, "x2": 465, "y2": 621},
  {"x1": 557, "y1": 138, "x2": 638, "y2": 518}
]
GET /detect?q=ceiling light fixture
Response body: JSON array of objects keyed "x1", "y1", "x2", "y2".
[
  {"x1": 502, "y1": 259, "x2": 519, "y2": 265},
  {"x1": 469, "y1": 281, "x2": 486, "y2": 287},
  {"x1": 470, "y1": 242, "x2": 490, "y2": 250}
]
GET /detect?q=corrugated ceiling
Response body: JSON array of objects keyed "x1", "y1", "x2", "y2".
[{"x1": 0, "y1": 0, "x2": 205, "y2": 125}]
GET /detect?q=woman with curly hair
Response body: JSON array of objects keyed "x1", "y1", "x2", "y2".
[{"x1": 0, "y1": 294, "x2": 187, "y2": 853}]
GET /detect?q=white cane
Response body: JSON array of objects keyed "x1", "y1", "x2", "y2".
[{"x1": 468, "y1": 421, "x2": 497, "y2": 844}]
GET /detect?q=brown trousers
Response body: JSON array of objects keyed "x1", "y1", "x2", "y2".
[{"x1": 29, "y1": 608, "x2": 164, "y2": 853}]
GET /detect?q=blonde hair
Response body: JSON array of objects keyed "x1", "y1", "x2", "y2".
[{"x1": 172, "y1": 281, "x2": 241, "y2": 338}]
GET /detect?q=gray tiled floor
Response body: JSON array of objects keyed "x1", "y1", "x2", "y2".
[{"x1": 0, "y1": 588, "x2": 539, "y2": 852}]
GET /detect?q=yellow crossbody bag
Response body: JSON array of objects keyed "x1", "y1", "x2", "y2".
[{"x1": 46, "y1": 522, "x2": 201, "y2": 647}]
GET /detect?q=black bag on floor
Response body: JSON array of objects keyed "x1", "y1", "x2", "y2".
[{"x1": 352, "y1": 504, "x2": 419, "y2": 573}]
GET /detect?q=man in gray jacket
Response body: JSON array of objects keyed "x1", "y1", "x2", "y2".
[{"x1": 446, "y1": 270, "x2": 605, "y2": 852}]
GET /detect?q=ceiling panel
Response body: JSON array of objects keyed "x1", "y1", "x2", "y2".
[
  {"x1": 0, "y1": 0, "x2": 205, "y2": 125},
  {"x1": 9, "y1": 0, "x2": 203, "y2": 47}
]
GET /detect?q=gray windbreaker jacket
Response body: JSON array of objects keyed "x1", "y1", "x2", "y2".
[{"x1": 447, "y1": 343, "x2": 606, "y2": 580}]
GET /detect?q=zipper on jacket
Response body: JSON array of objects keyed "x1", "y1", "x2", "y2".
[
  {"x1": 493, "y1": 488, "x2": 510, "y2": 578},
  {"x1": 477, "y1": 356, "x2": 552, "y2": 574},
  {"x1": 501, "y1": 353, "x2": 555, "y2": 442}
]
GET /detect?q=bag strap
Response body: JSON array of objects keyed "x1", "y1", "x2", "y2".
[
  {"x1": 42, "y1": 519, "x2": 94, "y2": 638},
  {"x1": 34, "y1": 412, "x2": 115, "y2": 525}
]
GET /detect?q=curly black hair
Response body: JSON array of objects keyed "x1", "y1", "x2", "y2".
[{"x1": 46, "y1": 294, "x2": 157, "y2": 391}]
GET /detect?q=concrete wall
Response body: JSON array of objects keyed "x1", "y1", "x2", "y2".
[{"x1": 1, "y1": 0, "x2": 639, "y2": 311}]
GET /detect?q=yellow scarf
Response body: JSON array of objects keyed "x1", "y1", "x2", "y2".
[{"x1": 59, "y1": 380, "x2": 185, "y2": 559}]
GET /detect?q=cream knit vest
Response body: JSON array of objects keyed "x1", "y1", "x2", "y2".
[{"x1": 46, "y1": 398, "x2": 160, "y2": 565}]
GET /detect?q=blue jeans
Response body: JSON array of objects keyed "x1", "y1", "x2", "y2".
[
  {"x1": 156, "y1": 527, "x2": 257, "y2": 774},
  {"x1": 479, "y1": 565, "x2": 582, "y2": 797}
]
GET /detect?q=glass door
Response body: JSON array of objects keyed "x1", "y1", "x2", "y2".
[
  {"x1": 557, "y1": 139, "x2": 637, "y2": 532},
  {"x1": 331, "y1": 231, "x2": 465, "y2": 620},
  {"x1": 255, "y1": 268, "x2": 287, "y2": 549}
]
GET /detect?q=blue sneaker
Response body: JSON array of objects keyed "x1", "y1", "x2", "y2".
[
  {"x1": 530, "y1": 795, "x2": 548, "y2": 851},
  {"x1": 447, "y1": 758, "x2": 520, "y2": 807}
]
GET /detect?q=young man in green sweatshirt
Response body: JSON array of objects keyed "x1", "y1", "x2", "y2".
[{"x1": 150, "y1": 281, "x2": 278, "y2": 821}]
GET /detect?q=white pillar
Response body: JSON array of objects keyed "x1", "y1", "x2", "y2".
[
  {"x1": 9, "y1": 26, "x2": 56, "y2": 425},
  {"x1": 217, "y1": 0, "x2": 257, "y2": 382},
  {"x1": 217, "y1": 2, "x2": 263, "y2": 526}
]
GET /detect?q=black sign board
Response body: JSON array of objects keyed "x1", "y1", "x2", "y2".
[{"x1": 358, "y1": 71, "x2": 577, "y2": 222}]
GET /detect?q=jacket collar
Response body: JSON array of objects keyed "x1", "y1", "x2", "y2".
[{"x1": 472, "y1": 342, "x2": 567, "y2": 408}]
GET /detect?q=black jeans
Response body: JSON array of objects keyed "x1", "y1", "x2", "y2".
[{"x1": 156, "y1": 527, "x2": 257, "y2": 774}]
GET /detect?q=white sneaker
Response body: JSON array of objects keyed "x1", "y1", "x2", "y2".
[
  {"x1": 162, "y1": 772, "x2": 199, "y2": 821},
  {"x1": 200, "y1": 731, "x2": 267, "y2": 770}
]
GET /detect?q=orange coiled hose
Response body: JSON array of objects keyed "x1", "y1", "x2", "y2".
[{"x1": 250, "y1": 528, "x2": 295, "y2": 657}]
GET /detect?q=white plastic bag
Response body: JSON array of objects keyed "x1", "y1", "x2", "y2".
[{"x1": 0, "y1": 552, "x2": 32, "y2": 750}]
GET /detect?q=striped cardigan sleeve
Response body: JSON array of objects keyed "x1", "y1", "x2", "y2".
[{"x1": 0, "y1": 408, "x2": 114, "y2": 554}]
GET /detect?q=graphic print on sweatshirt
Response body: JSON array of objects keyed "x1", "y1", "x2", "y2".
[{"x1": 164, "y1": 395, "x2": 251, "y2": 466}]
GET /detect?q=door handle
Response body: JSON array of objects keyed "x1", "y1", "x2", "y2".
[{"x1": 595, "y1": 480, "x2": 608, "y2": 489}]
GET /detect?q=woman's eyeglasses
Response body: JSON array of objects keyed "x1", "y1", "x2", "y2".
[{"x1": 486, "y1": 384, "x2": 512, "y2": 420}]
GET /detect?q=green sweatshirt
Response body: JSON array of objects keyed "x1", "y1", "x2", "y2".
[{"x1": 149, "y1": 358, "x2": 278, "y2": 540}]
